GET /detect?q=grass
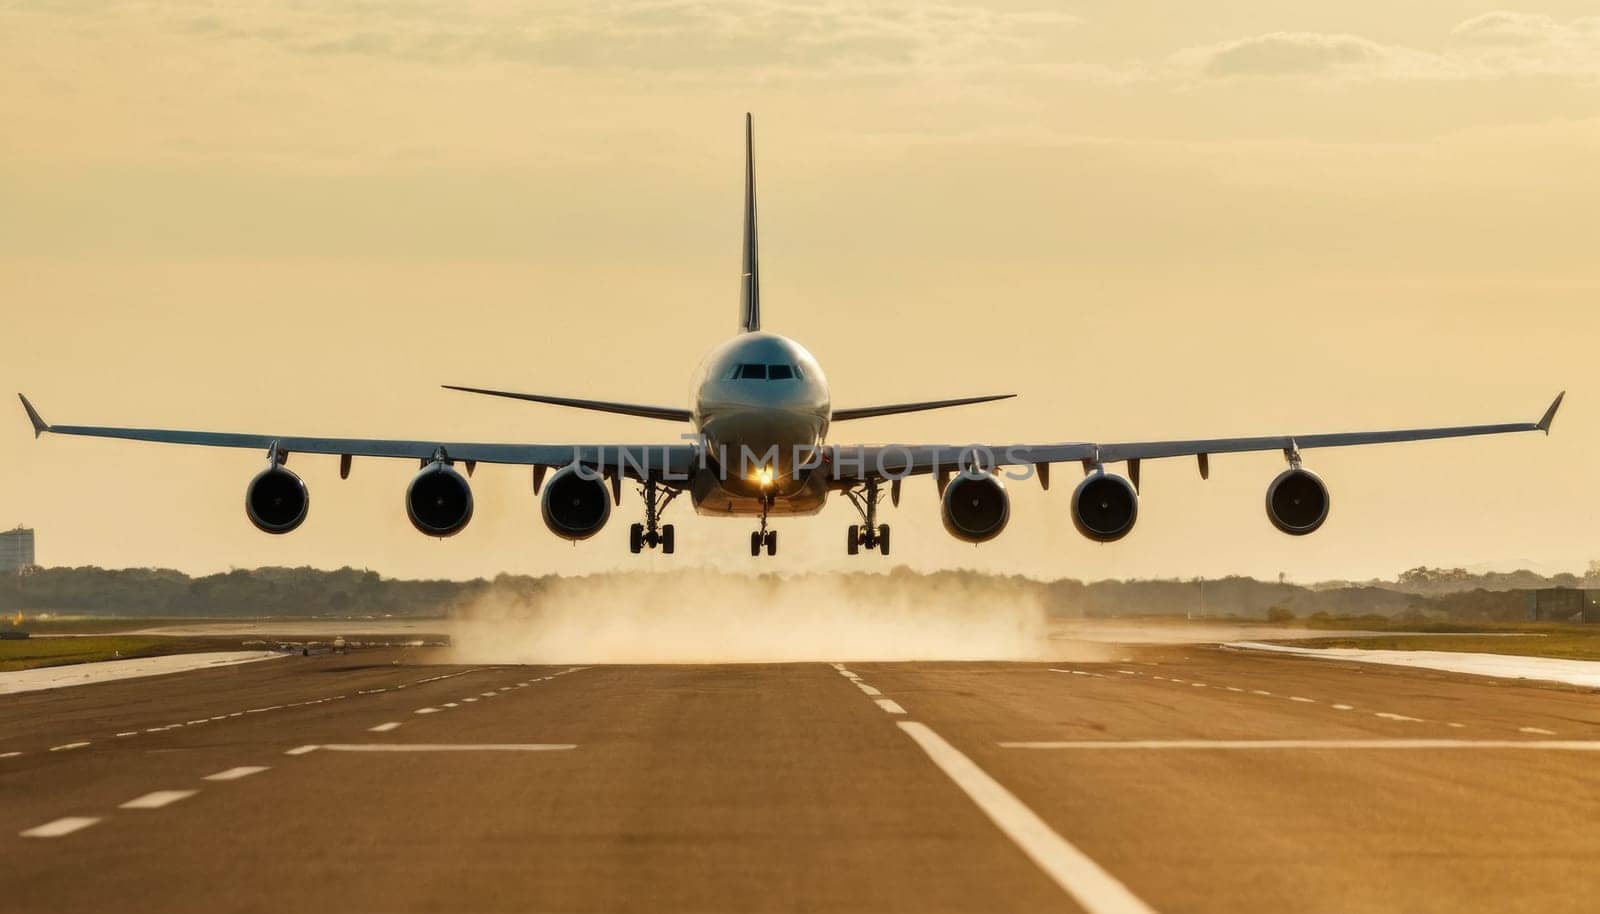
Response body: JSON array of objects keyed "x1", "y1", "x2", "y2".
[
  {"x1": 0, "y1": 635, "x2": 236, "y2": 672},
  {"x1": 1292, "y1": 631, "x2": 1600, "y2": 662}
]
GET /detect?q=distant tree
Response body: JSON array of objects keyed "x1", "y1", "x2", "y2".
[{"x1": 1265, "y1": 606, "x2": 1295, "y2": 623}]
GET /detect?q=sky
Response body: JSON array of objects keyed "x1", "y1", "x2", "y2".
[{"x1": 1, "y1": 1, "x2": 1596, "y2": 583}]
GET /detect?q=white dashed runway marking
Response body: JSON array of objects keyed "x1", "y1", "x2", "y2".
[
  {"x1": 205, "y1": 766, "x2": 269, "y2": 781},
  {"x1": 49, "y1": 741, "x2": 91, "y2": 752},
  {"x1": 121, "y1": 789, "x2": 199, "y2": 810},
  {"x1": 285, "y1": 744, "x2": 320, "y2": 756},
  {"x1": 369, "y1": 722, "x2": 402, "y2": 732},
  {"x1": 414, "y1": 707, "x2": 440, "y2": 715},
  {"x1": 875, "y1": 699, "x2": 908, "y2": 715},
  {"x1": 318, "y1": 744, "x2": 576, "y2": 753},
  {"x1": 21, "y1": 817, "x2": 101, "y2": 838}
]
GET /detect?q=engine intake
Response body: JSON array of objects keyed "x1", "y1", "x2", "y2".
[
  {"x1": 1071, "y1": 472, "x2": 1138, "y2": 542},
  {"x1": 541, "y1": 465, "x2": 612, "y2": 540},
  {"x1": 1266, "y1": 468, "x2": 1329, "y2": 535},
  {"x1": 246, "y1": 466, "x2": 308, "y2": 534},
  {"x1": 941, "y1": 473, "x2": 1010, "y2": 543},
  {"x1": 407, "y1": 462, "x2": 474, "y2": 537}
]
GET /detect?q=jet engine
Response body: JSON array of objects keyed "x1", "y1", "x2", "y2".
[
  {"x1": 541, "y1": 465, "x2": 612, "y2": 540},
  {"x1": 1266, "y1": 467, "x2": 1329, "y2": 535},
  {"x1": 1071, "y1": 472, "x2": 1138, "y2": 542},
  {"x1": 941, "y1": 472, "x2": 1010, "y2": 543},
  {"x1": 245, "y1": 465, "x2": 308, "y2": 534},
  {"x1": 407, "y1": 462, "x2": 474, "y2": 537}
]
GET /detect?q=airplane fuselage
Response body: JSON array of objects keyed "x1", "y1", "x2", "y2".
[{"x1": 688, "y1": 331, "x2": 832, "y2": 516}]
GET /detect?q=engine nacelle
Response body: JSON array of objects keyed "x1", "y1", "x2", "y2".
[
  {"x1": 941, "y1": 472, "x2": 1010, "y2": 543},
  {"x1": 1266, "y1": 467, "x2": 1329, "y2": 535},
  {"x1": 540, "y1": 465, "x2": 612, "y2": 541},
  {"x1": 1071, "y1": 472, "x2": 1138, "y2": 542},
  {"x1": 246, "y1": 466, "x2": 308, "y2": 534},
  {"x1": 407, "y1": 462, "x2": 474, "y2": 537}
]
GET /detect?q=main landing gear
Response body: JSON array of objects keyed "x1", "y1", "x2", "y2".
[
  {"x1": 750, "y1": 494, "x2": 777, "y2": 557},
  {"x1": 629, "y1": 479, "x2": 678, "y2": 554},
  {"x1": 845, "y1": 480, "x2": 890, "y2": 555}
]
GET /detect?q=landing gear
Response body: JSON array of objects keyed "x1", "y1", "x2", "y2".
[
  {"x1": 751, "y1": 495, "x2": 778, "y2": 557},
  {"x1": 630, "y1": 479, "x2": 678, "y2": 554},
  {"x1": 845, "y1": 481, "x2": 891, "y2": 555}
]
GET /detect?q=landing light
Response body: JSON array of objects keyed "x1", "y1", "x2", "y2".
[{"x1": 754, "y1": 465, "x2": 775, "y2": 487}]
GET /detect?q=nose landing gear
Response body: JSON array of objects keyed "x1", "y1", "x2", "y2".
[
  {"x1": 750, "y1": 494, "x2": 777, "y2": 556},
  {"x1": 629, "y1": 479, "x2": 678, "y2": 554},
  {"x1": 845, "y1": 480, "x2": 891, "y2": 555}
]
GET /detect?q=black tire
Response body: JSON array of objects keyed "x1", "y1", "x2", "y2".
[
  {"x1": 662, "y1": 524, "x2": 675, "y2": 555},
  {"x1": 751, "y1": 531, "x2": 762, "y2": 556},
  {"x1": 629, "y1": 523, "x2": 643, "y2": 554},
  {"x1": 847, "y1": 524, "x2": 859, "y2": 555},
  {"x1": 766, "y1": 530, "x2": 777, "y2": 556},
  {"x1": 879, "y1": 524, "x2": 891, "y2": 555}
]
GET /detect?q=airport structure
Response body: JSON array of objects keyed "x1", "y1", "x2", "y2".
[
  {"x1": 0, "y1": 526, "x2": 35, "y2": 573},
  {"x1": 1528, "y1": 587, "x2": 1600, "y2": 623}
]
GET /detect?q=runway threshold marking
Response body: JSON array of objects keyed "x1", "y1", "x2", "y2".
[
  {"x1": 205, "y1": 766, "x2": 269, "y2": 781},
  {"x1": 899, "y1": 722, "x2": 1158, "y2": 914},
  {"x1": 120, "y1": 789, "x2": 199, "y2": 809},
  {"x1": 317, "y1": 744, "x2": 577, "y2": 753},
  {"x1": 999, "y1": 739, "x2": 1600, "y2": 751},
  {"x1": 20, "y1": 816, "x2": 100, "y2": 838}
]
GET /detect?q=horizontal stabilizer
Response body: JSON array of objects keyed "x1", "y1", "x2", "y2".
[
  {"x1": 442, "y1": 385, "x2": 691, "y2": 422},
  {"x1": 832, "y1": 394, "x2": 1015, "y2": 422}
]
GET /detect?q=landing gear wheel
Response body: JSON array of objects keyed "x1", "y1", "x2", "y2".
[
  {"x1": 878, "y1": 524, "x2": 890, "y2": 555},
  {"x1": 661, "y1": 524, "x2": 675, "y2": 555},
  {"x1": 629, "y1": 523, "x2": 644, "y2": 554},
  {"x1": 847, "y1": 524, "x2": 860, "y2": 555},
  {"x1": 751, "y1": 531, "x2": 762, "y2": 556},
  {"x1": 765, "y1": 530, "x2": 778, "y2": 556}
]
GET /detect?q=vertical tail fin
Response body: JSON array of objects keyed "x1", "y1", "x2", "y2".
[{"x1": 739, "y1": 113, "x2": 761, "y2": 333}]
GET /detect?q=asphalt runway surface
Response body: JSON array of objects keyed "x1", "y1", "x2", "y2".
[{"x1": 4, "y1": 645, "x2": 1599, "y2": 914}]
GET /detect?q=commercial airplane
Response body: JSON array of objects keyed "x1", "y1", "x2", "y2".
[{"x1": 18, "y1": 116, "x2": 1564, "y2": 558}]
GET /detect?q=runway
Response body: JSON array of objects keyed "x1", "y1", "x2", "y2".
[{"x1": 3, "y1": 644, "x2": 1598, "y2": 913}]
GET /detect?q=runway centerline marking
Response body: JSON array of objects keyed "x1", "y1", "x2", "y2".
[
  {"x1": 999, "y1": 739, "x2": 1600, "y2": 751},
  {"x1": 874, "y1": 699, "x2": 908, "y2": 715},
  {"x1": 899, "y1": 722, "x2": 1158, "y2": 914},
  {"x1": 369, "y1": 722, "x2": 402, "y2": 732},
  {"x1": 855, "y1": 682, "x2": 883, "y2": 696},
  {"x1": 1288, "y1": 696, "x2": 1315, "y2": 703},
  {"x1": 49, "y1": 741, "x2": 91, "y2": 752},
  {"x1": 285, "y1": 745, "x2": 320, "y2": 756},
  {"x1": 1375, "y1": 712, "x2": 1422, "y2": 723},
  {"x1": 319, "y1": 744, "x2": 577, "y2": 753},
  {"x1": 205, "y1": 766, "x2": 268, "y2": 781},
  {"x1": 414, "y1": 707, "x2": 440, "y2": 715},
  {"x1": 1519, "y1": 726, "x2": 1557, "y2": 735},
  {"x1": 1332, "y1": 704, "x2": 1354, "y2": 711},
  {"x1": 21, "y1": 817, "x2": 101, "y2": 838},
  {"x1": 1, "y1": 750, "x2": 22, "y2": 759},
  {"x1": 121, "y1": 789, "x2": 199, "y2": 809}
]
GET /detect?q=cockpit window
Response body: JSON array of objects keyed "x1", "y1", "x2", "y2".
[{"x1": 727, "y1": 363, "x2": 803, "y2": 380}]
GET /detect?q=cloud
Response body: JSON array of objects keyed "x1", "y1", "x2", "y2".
[
  {"x1": 1183, "y1": 14, "x2": 1600, "y2": 82},
  {"x1": 1194, "y1": 32, "x2": 1411, "y2": 77},
  {"x1": 198, "y1": 1, "x2": 1083, "y2": 76}
]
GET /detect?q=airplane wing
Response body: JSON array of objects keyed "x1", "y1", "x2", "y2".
[
  {"x1": 825, "y1": 392, "x2": 1565, "y2": 484},
  {"x1": 440, "y1": 385, "x2": 692, "y2": 422},
  {"x1": 17, "y1": 394, "x2": 696, "y2": 480},
  {"x1": 831, "y1": 394, "x2": 1016, "y2": 421}
]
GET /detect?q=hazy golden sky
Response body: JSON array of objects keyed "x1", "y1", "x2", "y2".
[{"x1": 2, "y1": 2, "x2": 1596, "y2": 582}]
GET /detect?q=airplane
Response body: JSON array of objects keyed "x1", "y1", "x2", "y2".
[{"x1": 17, "y1": 115, "x2": 1565, "y2": 559}]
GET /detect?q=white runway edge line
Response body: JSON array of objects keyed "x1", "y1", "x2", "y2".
[
  {"x1": 120, "y1": 789, "x2": 199, "y2": 809},
  {"x1": 898, "y1": 722, "x2": 1158, "y2": 914},
  {"x1": 999, "y1": 740, "x2": 1600, "y2": 751},
  {"x1": 21, "y1": 816, "x2": 101, "y2": 838}
]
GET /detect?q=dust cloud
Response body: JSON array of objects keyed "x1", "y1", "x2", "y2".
[{"x1": 445, "y1": 571, "x2": 1110, "y2": 665}]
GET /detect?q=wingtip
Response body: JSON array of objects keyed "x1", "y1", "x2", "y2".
[
  {"x1": 17, "y1": 393, "x2": 48, "y2": 438},
  {"x1": 1537, "y1": 390, "x2": 1565, "y2": 434}
]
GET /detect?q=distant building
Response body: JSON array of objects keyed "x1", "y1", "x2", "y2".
[
  {"x1": 0, "y1": 527, "x2": 34, "y2": 573},
  {"x1": 1528, "y1": 587, "x2": 1600, "y2": 624}
]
